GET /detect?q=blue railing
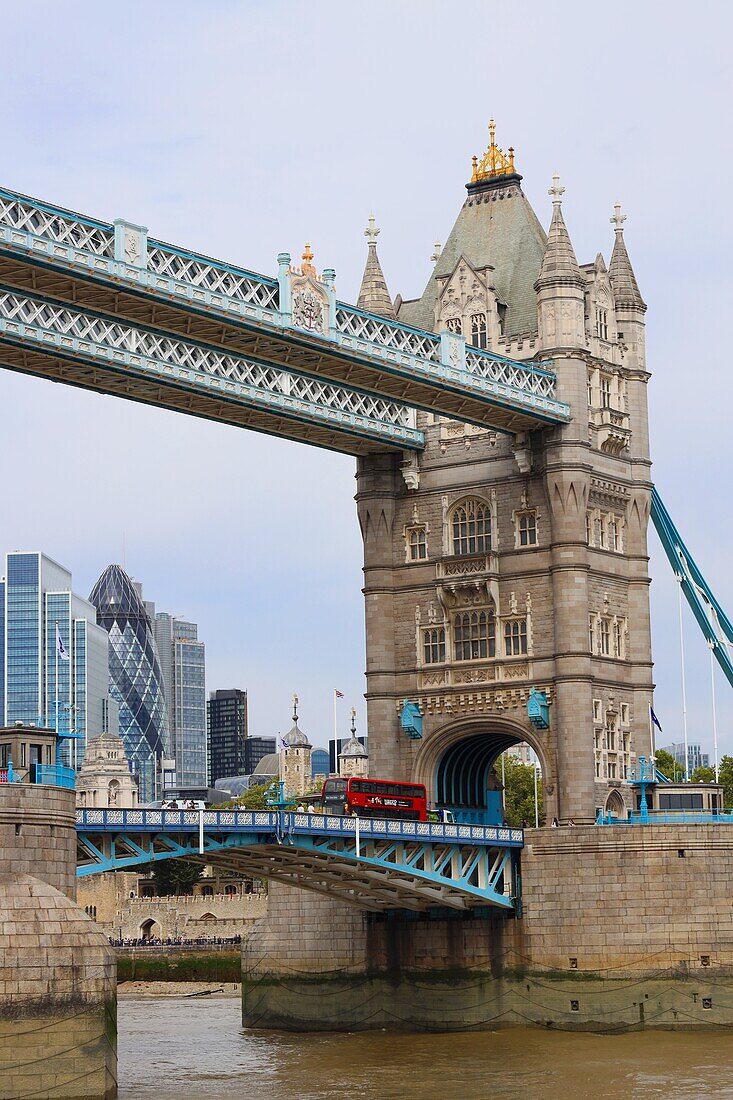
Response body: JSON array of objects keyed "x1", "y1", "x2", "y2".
[
  {"x1": 597, "y1": 809, "x2": 732, "y2": 826},
  {"x1": 76, "y1": 807, "x2": 523, "y2": 847},
  {"x1": 35, "y1": 763, "x2": 75, "y2": 789}
]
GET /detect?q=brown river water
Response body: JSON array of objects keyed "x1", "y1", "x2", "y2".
[{"x1": 118, "y1": 994, "x2": 733, "y2": 1099}]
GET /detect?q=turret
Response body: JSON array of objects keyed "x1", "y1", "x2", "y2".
[
  {"x1": 357, "y1": 215, "x2": 396, "y2": 318},
  {"x1": 609, "y1": 202, "x2": 647, "y2": 373},
  {"x1": 535, "y1": 175, "x2": 586, "y2": 350}
]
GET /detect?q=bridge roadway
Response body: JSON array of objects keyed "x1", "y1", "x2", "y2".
[
  {"x1": 0, "y1": 185, "x2": 570, "y2": 440},
  {"x1": 76, "y1": 808, "x2": 523, "y2": 913}
]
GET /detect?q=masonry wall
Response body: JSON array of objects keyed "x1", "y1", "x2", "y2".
[
  {"x1": 0, "y1": 785, "x2": 77, "y2": 897},
  {"x1": 243, "y1": 825, "x2": 733, "y2": 1031}
]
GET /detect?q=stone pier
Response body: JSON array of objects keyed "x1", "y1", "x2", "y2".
[
  {"x1": 243, "y1": 825, "x2": 733, "y2": 1032},
  {"x1": 0, "y1": 784, "x2": 117, "y2": 1099}
]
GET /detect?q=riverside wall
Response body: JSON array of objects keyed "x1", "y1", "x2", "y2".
[
  {"x1": 0, "y1": 786, "x2": 117, "y2": 1098},
  {"x1": 243, "y1": 824, "x2": 733, "y2": 1032}
]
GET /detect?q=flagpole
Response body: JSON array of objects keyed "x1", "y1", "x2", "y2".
[
  {"x1": 710, "y1": 643, "x2": 719, "y2": 783},
  {"x1": 333, "y1": 690, "x2": 338, "y2": 751},
  {"x1": 648, "y1": 703, "x2": 655, "y2": 770},
  {"x1": 677, "y1": 576, "x2": 690, "y2": 781}
]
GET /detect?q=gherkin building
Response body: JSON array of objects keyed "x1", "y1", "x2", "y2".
[{"x1": 90, "y1": 564, "x2": 168, "y2": 802}]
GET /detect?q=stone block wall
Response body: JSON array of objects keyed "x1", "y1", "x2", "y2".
[{"x1": 0, "y1": 785, "x2": 77, "y2": 898}]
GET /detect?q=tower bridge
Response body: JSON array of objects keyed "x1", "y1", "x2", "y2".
[{"x1": 4, "y1": 120, "x2": 733, "y2": 1038}]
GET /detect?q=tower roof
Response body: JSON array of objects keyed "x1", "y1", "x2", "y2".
[
  {"x1": 609, "y1": 203, "x2": 646, "y2": 311},
  {"x1": 396, "y1": 122, "x2": 546, "y2": 337},
  {"x1": 284, "y1": 694, "x2": 311, "y2": 748},
  {"x1": 535, "y1": 175, "x2": 584, "y2": 291},
  {"x1": 339, "y1": 709, "x2": 367, "y2": 759},
  {"x1": 357, "y1": 215, "x2": 396, "y2": 318}
]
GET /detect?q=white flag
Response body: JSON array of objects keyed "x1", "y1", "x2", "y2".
[{"x1": 56, "y1": 624, "x2": 70, "y2": 661}]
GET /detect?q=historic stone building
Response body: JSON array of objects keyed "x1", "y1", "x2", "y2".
[
  {"x1": 338, "y1": 710, "x2": 369, "y2": 778},
  {"x1": 279, "y1": 697, "x2": 313, "y2": 797},
  {"x1": 355, "y1": 121, "x2": 653, "y2": 825},
  {"x1": 76, "y1": 732, "x2": 138, "y2": 809}
]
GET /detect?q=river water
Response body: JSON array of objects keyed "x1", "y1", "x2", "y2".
[{"x1": 118, "y1": 995, "x2": 733, "y2": 1099}]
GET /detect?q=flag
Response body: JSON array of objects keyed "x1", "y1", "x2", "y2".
[
  {"x1": 650, "y1": 706, "x2": 663, "y2": 733},
  {"x1": 279, "y1": 736, "x2": 288, "y2": 751},
  {"x1": 334, "y1": 689, "x2": 344, "y2": 698},
  {"x1": 56, "y1": 624, "x2": 70, "y2": 662}
]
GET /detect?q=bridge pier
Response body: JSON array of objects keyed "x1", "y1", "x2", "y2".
[
  {"x1": 0, "y1": 785, "x2": 117, "y2": 1099},
  {"x1": 244, "y1": 825, "x2": 733, "y2": 1032}
]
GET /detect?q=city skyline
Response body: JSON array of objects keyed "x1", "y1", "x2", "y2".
[{"x1": 0, "y1": 1, "x2": 730, "y2": 756}]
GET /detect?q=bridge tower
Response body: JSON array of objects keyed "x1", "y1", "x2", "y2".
[{"x1": 357, "y1": 124, "x2": 653, "y2": 824}]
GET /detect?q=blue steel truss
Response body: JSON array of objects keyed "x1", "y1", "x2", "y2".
[
  {"x1": 76, "y1": 808, "x2": 522, "y2": 913},
  {"x1": 0, "y1": 185, "x2": 570, "y2": 433},
  {"x1": 651, "y1": 487, "x2": 733, "y2": 690},
  {"x1": 0, "y1": 288, "x2": 422, "y2": 455}
]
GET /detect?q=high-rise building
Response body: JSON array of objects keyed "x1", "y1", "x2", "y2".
[
  {"x1": 243, "y1": 736, "x2": 276, "y2": 775},
  {"x1": 0, "y1": 551, "x2": 116, "y2": 767},
  {"x1": 659, "y1": 742, "x2": 710, "y2": 774},
  {"x1": 207, "y1": 688, "x2": 248, "y2": 786},
  {"x1": 154, "y1": 613, "x2": 207, "y2": 790},
  {"x1": 89, "y1": 564, "x2": 168, "y2": 802}
]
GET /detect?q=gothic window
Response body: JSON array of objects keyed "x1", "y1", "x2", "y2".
[
  {"x1": 454, "y1": 610, "x2": 495, "y2": 661},
  {"x1": 600, "y1": 619, "x2": 611, "y2": 656},
  {"x1": 516, "y1": 511, "x2": 537, "y2": 547},
  {"x1": 470, "y1": 313, "x2": 487, "y2": 349},
  {"x1": 451, "y1": 498, "x2": 491, "y2": 556},
  {"x1": 587, "y1": 376, "x2": 593, "y2": 407},
  {"x1": 595, "y1": 308, "x2": 608, "y2": 340},
  {"x1": 497, "y1": 303, "x2": 507, "y2": 334},
  {"x1": 593, "y1": 699, "x2": 602, "y2": 722},
  {"x1": 407, "y1": 526, "x2": 427, "y2": 561},
  {"x1": 613, "y1": 620, "x2": 623, "y2": 658},
  {"x1": 621, "y1": 703, "x2": 629, "y2": 725},
  {"x1": 423, "y1": 627, "x2": 446, "y2": 665},
  {"x1": 589, "y1": 615, "x2": 596, "y2": 653},
  {"x1": 594, "y1": 514, "x2": 603, "y2": 547},
  {"x1": 586, "y1": 512, "x2": 592, "y2": 545},
  {"x1": 504, "y1": 618, "x2": 528, "y2": 657},
  {"x1": 608, "y1": 516, "x2": 622, "y2": 553},
  {"x1": 600, "y1": 375, "x2": 612, "y2": 408},
  {"x1": 608, "y1": 761, "x2": 617, "y2": 779},
  {"x1": 445, "y1": 317, "x2": 462, "y2": 335}
]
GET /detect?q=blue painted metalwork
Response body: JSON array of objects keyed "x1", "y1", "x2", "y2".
[
  {"x1": 628, "y1": 754, "x2": 655, "y2": 821},
  {"x1": 0, "y1": 186, "x2": 571, "y2": 431},
  {"x1": 598, "y1": 810, "x2": 733, "y2": 826},
  {"x1": 400, "y1": 700, "x2": 423, "y2": 740},
  {"x1": 76, "y1": 808, "x2": 523, "y2": 912},
  {"x1": 527, "y1": 687, "x2": 550, "y2": 730},
  {"x1": 35, "y1": 763, "x2": 75, "y2": 789},
  {"x1": 651, "y1": 487, "x2": 733, "y2": 690}
]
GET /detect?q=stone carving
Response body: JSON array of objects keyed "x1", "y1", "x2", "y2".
[
  {"x1": 124, "y1": 228, "x2": 141, "y2": 265},
  {"x1": 292, "y1": 288, "x2": 325, "y2": 333}
]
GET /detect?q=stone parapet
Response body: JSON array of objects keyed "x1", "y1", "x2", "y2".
[{"x1": 0, "y1": 785, "x2": 77, "y2": 898}]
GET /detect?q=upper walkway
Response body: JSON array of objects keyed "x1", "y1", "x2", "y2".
[
  {"x1": 76, "y1": 807, "x2": 523, "y2": 913},
  {"x1": 0, "y1": 185, "x2": 570, "y2": 440}
]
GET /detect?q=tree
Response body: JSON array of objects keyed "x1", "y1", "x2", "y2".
[
  {"x1": 691, "y1": 765, "x2": 715, "y2": 784},
  {"x1": 150, "y1": 859, "x2": 202, "y2": 897},
  {"x1": 501, "y1": 756, "x2": 544, "y2": 828},
  {"x1": 654, "y1": 748, "x2": 684, "y2": 782},
  {"x1": 218, "y1": 781, "x2": 274, "y2": 810},
  {"x1": 718, "y1": 755, "x2": 733, "y2": 809}
]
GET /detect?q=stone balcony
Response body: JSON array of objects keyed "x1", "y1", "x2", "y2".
[{"x1": 591, "y1": 406, "x2": 631, "y2": 455}]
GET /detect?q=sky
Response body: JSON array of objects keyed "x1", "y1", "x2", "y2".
[{"x1": 0, "y1": 0, "x2": 731, "y2": 757}]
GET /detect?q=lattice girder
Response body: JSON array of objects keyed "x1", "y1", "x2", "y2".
[{"x1": 0, "y1": 185, "x2": 570, "y2": 432}]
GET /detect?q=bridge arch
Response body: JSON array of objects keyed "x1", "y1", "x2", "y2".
[
  {"x1": 411, "y1": 714, "x2": 556, "y2": 824},
  {"x1": 603, "y1": 788, "x2": 626, "y2": 820}
]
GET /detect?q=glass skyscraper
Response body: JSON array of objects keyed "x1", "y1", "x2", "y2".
[
  {"x1": 154, "y1": 613, "x2": 207, "y2": 789},
  {"x1": 0, "y1": 551, "x2": 115, "y2": 766},
  {"x1": 207, "y1": 688, "x2": 248, "y2": 786},
  {"x1": 89, "y1": 564, "x2": 168, "y2": 802}
]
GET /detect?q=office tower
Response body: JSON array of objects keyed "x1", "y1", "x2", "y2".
[
  {"x1": 89, "y1": 564, "x2": 167, "y2": 802},
  {"x1": 207, "y1": 688, "x2": 248, "y2": 786},
  {"x1": 243, "y1": 736, "x2": 276, "y2": 775},
  {"x1": 155, "y1": 613, "x2": 207, "y2": 790},
  {"x1": 1, "y1": 551, "x2": 115, "y2": 766}
]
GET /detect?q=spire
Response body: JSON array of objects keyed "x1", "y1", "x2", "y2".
[
  {"x1": 609, "y1": 202, "x2": 646, "y2": 311},
  {"x1": 357, "y1": 215, "x2": 396, "y2": 318},
  {"x1": 535, "y1": 174, "x2": 584, "y2": 291}
]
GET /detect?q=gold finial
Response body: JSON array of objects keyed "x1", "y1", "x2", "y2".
[
  {"x1": 301, "y1": 243, "x2": 316, "y2": 277},
  {"x1": 470, "y1": 119, "x2": 518, "y2": 183}
]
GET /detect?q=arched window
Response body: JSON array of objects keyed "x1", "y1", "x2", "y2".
[
  {"x1": 225, "y1": 884, "x2": 237, "y2": 896},
  {"x1": 201, "y1": 885, "x2": 214, "y2": 897},
  {"x1": 451, "y1": 499, "x2": 491, "y2": 556},
  {"x1": 470, "y1": 313, "x2": 487, "y2": 349},
  {"x1": 454, "y1": 610, "x2": 495, "y2": 661}
]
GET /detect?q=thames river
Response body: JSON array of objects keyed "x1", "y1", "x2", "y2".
[{"x1": 118, "y1": 994, "x2": 733, "y2": 1098}]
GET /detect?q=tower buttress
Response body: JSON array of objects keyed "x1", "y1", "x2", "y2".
[
  {"x1": 535, "y1": 175, "x2": 586, "y2": 351},
  {"x1": 609, "y1": 202, "x2": 647, "y2": 375}
]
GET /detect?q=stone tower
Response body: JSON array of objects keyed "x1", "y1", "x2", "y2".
[
  {"x1": 338, "y1": 709, "x2": 369, "y2": 778},
  {"x1": 279, "y1": 696, "x2": 312, "y2": 797},
  {"x1": 356, "y1": 122, "x2": 653, "y2": 824}
]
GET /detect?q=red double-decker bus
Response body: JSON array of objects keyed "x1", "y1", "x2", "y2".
[{"x1": 320, "y1": 777, "x2": 428, "y2": 821}]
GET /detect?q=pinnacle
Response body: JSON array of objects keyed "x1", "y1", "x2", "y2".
[
  {"x1": 357, "y1": 215, "x2": 396, "y2": 319},
  {"x1": 609, "y1": 205, "x2": 646, "y2": 311},
  {"x1": 535, "y1": 177, "x2": 584, "y2": 291}
]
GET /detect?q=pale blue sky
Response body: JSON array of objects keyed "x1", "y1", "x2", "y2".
[{"x1": 0, "y1": 0, "x2": 730, "y2": 755}]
